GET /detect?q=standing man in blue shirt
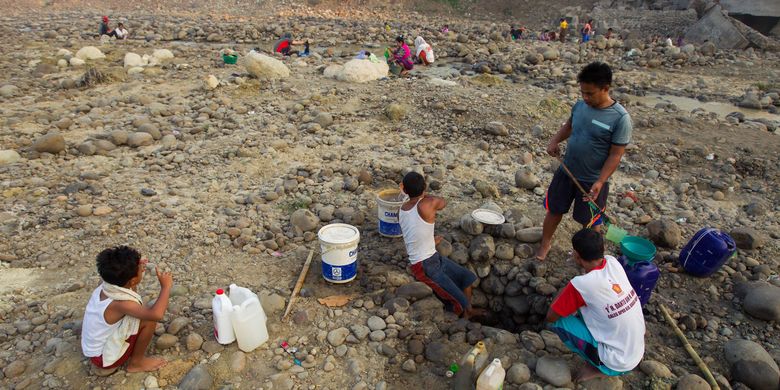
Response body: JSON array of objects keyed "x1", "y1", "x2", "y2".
[{"x1": 536, "y1": 62, "x2": 633, "y2": 261}]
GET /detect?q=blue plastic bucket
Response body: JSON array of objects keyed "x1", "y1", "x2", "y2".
[{"x1": 679, "y1": 228, "x2": 736, "y2": 277}]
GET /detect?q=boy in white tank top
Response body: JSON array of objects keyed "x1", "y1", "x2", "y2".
[
  {"x1": 398, "y1": 172, "x2": 484, "y2": 319},
  {"x1": 546, "y1": 229, "x2": 645, "y2": 381},
  {"x1": 80, "y1": 246, "x2": 174, "y2": 372}
]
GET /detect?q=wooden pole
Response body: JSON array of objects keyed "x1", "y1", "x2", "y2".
[
  {"x1": 659, "y1": 304, "x2": 721, "y2": 390},
  {"x1": 282, "y1": 249, "x2": 314, "y2": 321}
]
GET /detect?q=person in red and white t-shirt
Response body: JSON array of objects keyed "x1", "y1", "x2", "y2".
[{"x1": 546, "y1": 228, "x2": 645, "y2": 381}]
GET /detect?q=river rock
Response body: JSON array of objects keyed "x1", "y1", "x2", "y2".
[
  {"x1": 186, "y1": 333, "x2": 204, "y2": 351},
  {"x1": 167, "y1": 317, "x2": 189, "y2": 335},
  {"x1": 507, "y1": 362, "x2": 531, "y2": 384},
  {"x1": 730, "y1": 227, "x2": 765, "y2": 250},
  {"x1": 724, "y1": 339, "x2": 780, "y2": 390},
  {"x1": 127, "y1": 132, "x2": 154, "y2": 147},
  {"x1": 242, "y1": 51, "x2": 290, "y2": 80},
  {"x1": 327, "y1": 327, "x2": 350, "y2": 347},
  {"x1": 327, "y1": 59, "x2": 389, "y2": 83},
  {"x1": 290, "y1": 209, "x2": 319, "y2": 232},
  {"x1": 742, "y1": 282, "x2": 780, "y2": 321},
  {"x1": 230, "y1": 351, "x2": 246, "y2": 373},
  {"x1": 516, "y1": 227, "x2": 542, "y2": 243},
  {"x1": 386, "y1": 103, "x2": 408, "y2": 121},
  {"x1": 646, "y1": 218, "x2": 682, "y2": 248},
  {"x1": 639, "y1": 360, "x2": 673, "y2": 378},
  {"x1": 676, "y1": 374, "x2": 710, "y2": 390},
  {"x1": 424, "y1": 341, "x2": 447, "y2": 364},
  {"x1": 367, "y1": 316, "x2": 387, "y2": 331},
  {"x1": 535, "y1": 356, "x2": 571, "y2": 386},
  {"x1": 156, "y1": 334, "x2": 178, "y2": 349},
  {"x1": 485, "y1": 121, "x2": 509, "y2": 136},
  {"x1": 75, "y1": 46, "x2": 105, "y2": 60},
  {"x1": 3, "y1": 360, "x2": 26, "y2": 378},
  {"x1": 124, "y1": 52, "x2": 146, "y2": 68},
  {"x1": 32, "y1": 132, "x2": 66, "y2": 153},
  {"x1": 204, "y1": 74, "x2": 219, "y2": 90},
  {"x1": 460, "y1": 214, "x2": 484, "y2": 235},
  {"x1": 0, "y1": 150, "x2": 21, "y2": 165},
  {"x1": 0, "y1": 84, "x2": 19, "y2": 97},
  {"x1": 396, "y1": 282, "x2": 432, "y2": 300},
  {"x1": 152, "y1": 49, "x2": 174, "y2": 61},
  {"x1": 515, "y1": 168, "x2": 540, "y2": 189},
  {"x1": 469, "y1": 234, "x2": 495, "y2": 261},
  {"x1": 179, "y1": 364, "x2": 212, "y2": 390}
]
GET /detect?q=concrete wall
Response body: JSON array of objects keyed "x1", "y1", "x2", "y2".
[
  {"x1": 684, "y1": 5, "x2": 749, "y2": 49},
  {"x1": 720, "y1": 0, "x2": 780, "y2": 18}
]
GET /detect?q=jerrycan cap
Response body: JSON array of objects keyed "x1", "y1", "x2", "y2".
[{"x1": 216, "y1": 289, "x2": 225, "y2": 295}]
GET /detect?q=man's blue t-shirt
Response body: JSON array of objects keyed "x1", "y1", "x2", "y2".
[{"x1": 563, "y1": 100, "x2": 632, "y2": 183}]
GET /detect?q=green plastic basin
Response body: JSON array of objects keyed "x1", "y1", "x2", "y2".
[{"x1": 620, "y1": 236, "x2": 656, "y2": 263}]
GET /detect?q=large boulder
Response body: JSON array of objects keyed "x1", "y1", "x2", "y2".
[
  {"x1": 646, "y1": 218, "x2": 682, "y2": 248},
  {"x1": 290, "y1": 209, "x2": 319, "y2": 232},
  {"x1": 75, "y1": 46, "x2": 105, "y2": 60},
  {"x1": 0, "y1": 84, "x2": 20, "y2": 98},
  {"x1": 730, "y1": 227, "x2": 765, "y2": 249},
  {"x1": 0, "y1": 150, "x2": 21, "y2": 165},
  {"x1": 242, "y1": 51, "x2": 290, "y2": 80},
  {"x1": 724, "y1": 339, "x2": 780, "y2": 390},
  {"x1": 32, "y1": 132, "x2": 66, "y2": 153},
  {"x1": 742, "y1": 282, "x2": 780, "y2": 321},
  {"x1": 152, "y1": 49, "x2": 174, "y2": 60},
  {"x1": 124, "y1": 52, "x2": 146, "y2": 68},
  {"x1": 326, "y1": 59, "x2": 389, "y2": 83},
  {"x1": 469, "y1": 234, "x2": 495, "y2": 262}
]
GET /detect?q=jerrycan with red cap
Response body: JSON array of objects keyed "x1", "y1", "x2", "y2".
[{"x1": 212, "y1": 288, "x2": 235, "y2": 344}]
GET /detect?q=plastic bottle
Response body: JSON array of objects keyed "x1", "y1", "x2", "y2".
[
  {"x1": 476, "y1": 359, "x2": 505, "y2": 390},
  {"x1": 212, "y1": 289, "x2": 235, "y2": 344},
  {"x1": 228, "y1": 284, "x2": 269, "y2": 352},
  {"x1": 453, "y1": 341, "x2": 486, "y2": 390}
]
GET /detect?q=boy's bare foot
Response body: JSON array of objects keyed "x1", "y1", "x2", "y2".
[
  {"x1": 534, "y1": 243, "x2": 552, "y2": 261},
  {"x1": 575, "y1": 364, "x2": 605, "y2": 383},
  {"x1": 127, "y1": 357, "x2": 167, "y2": 373}
]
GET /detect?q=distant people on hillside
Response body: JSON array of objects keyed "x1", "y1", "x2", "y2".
[
  {"x1": 274, "y1": 33, "x2": 305, "y2": 56},
  {"x1": 389, "y1": 35, "x2": 414, "y2": 77},
  {"x1": 99, "y1": 16, "x2": 111, "y2": 36},
  {"x1": 581, "y1": 20, "x2": 593, "y2": 43},
  {"x1": 605, "y1": 28, "x2": 614, "y2": 39},
  {"x1": 510, "y1": 25, "x2": 525, "y2": 40},
  {"x1": 441, "y1": 25, "x2": 450, "y2": 33},
  {"x1": 665, "y1": 35, "x2": 674, "y2": 47},
  {"x1": 559, "y1": 18, "x2": 568, "y2": 42},
  {"x1": 414, "y1": 36, "x2": 435, "y2": 65},
  {"x1": 676, "y1": 36, "x2": 684, "y2": 47},
  {"x1": 114, "y1": 23, "x2": 129, "y2": 40}
]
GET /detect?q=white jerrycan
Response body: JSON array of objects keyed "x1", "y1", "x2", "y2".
[
  {"x1": 212, "y1": 288, "x2": 235, "y2": 344},
  {"x1": 476, "y1": 358, "x2": 506, "y2": 390},
  {"x1": 228, "y1": 284, "x2": 269, "y2": 352}
]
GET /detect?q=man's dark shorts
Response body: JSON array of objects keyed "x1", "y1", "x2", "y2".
[{"x1": 544, "y1": 168, "x2": 609, "y2": 226}]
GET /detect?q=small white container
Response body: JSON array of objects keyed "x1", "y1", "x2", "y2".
[
  {"x1": 476, "y1": 358, "x2": 506, "y2": 390},
  {"x1": 212, "y1": 288, "x2": 235, "y2": 344},
  {"x1": 228, "y1": 284, "x2": 269, "y2": 352}
]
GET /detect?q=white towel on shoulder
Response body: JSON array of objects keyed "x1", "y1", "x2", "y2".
[{"x1": 100, "y1": 283, "x2": 142, "y2": 367}]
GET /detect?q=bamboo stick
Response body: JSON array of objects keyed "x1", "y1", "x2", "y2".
[
  {"x1": 659, "y1": 304, "x2": 720, "y2": 390},
  {"x1": 282, "y1": 249, "x2": 314, "y2": 321}
]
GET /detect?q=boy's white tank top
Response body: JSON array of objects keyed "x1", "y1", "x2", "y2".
[
  {"x1": 399, "y1": 198, "x2": 436, "y2": 264},
  {"x1": 81, "y1": 287, "x2": 120, "y2": 357}
]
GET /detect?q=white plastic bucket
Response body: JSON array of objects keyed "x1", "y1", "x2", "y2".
[
  {"x1": 376, "y1": 189, "x2": 406, "y2": 238},
  {"x1": 318, "y1": 223, "x2": 360, "y2": 283}
]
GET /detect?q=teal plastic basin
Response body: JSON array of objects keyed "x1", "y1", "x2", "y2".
[{"x1": 620, "y1": 236, "x2": 657, "y2": 263}]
